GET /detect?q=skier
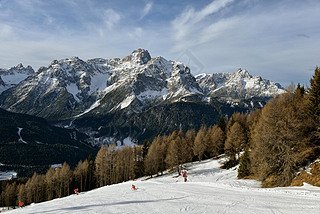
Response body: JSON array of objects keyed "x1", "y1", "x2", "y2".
[
  {"x1": 131, "y1": 184, "x2": 136, "y2": 190},
  {"x1": 182, "y1": 170, "x2": 187, "y2": 182},
  {"x1": 74, "y1": 188, "x2": 79, "y2": 195},
  {"x1": 18, "y1": 201, "x2": 24, "y2": 208}
]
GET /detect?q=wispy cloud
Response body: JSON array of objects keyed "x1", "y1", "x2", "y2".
[
  {"x1": 141, "y1": 1, "x2": 153, "y2": 19},
  {"x1": 172, "y1": 0, "x2": 234, "y2": 41},
  {"x1": 104, "y1": 9, "x2": 121, "y2": 30},
  {"x1": 0, "y1": 23, "x2": 13, "y2": 39},
  {"x1": 129, "y1": 27, "x2": 144, "y2": 40}
]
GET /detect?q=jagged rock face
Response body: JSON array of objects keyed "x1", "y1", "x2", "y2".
[
  {"x1": 0, "y1": 63, "x2": 34, "y2": 76},
  {"x1": 0, "y1": 49, "x2": 284, "y2": 120},
  {"x1": 0, "y1": 63, "x2": 34, "y2": 94},
  {"x1": 196, "y1": 68, "x2": 285, "y2": 100},
  {"x1": 0, "y1": 76, "x2": 4, "y2": 86}
]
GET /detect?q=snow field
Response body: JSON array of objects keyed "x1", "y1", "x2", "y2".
[{"x1": 6, "y1": 159, "x2": 320, "y2": 214}]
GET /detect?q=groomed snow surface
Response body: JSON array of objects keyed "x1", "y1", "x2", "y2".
[{"x1": 6, "y1": 159, "x2": 320, "y2": 214}]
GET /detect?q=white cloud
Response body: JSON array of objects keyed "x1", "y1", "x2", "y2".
[
  {"x1": 141, "y1": 1, "x2": 153, "y2": 19},
  {"x1": 129, "y1": 27, "x2": 144, "y2": 40},
  {"x1": 194, "y1": 0, "x2": 233, "y2": 23},
  {"x1": 169, "y1": 0, "x2": 320, "y2": 87},
  {"x1": 104, "y1": 9, "x2": 121, "y2": 30},
  {"x1": 172, "y1": 0, "x2": 234, "y2": 41},
  {"x1": 0, "y1": 23, "x2": 13, "y2": 38}
]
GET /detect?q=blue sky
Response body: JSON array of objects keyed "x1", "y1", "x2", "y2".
[{"x1": 0, "y1": 0, "x2": 320, "y2": 87}]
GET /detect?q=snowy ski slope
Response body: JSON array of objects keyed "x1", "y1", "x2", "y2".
[{"x1": 6, "y1": 159, "x2": 320, "y2": 214}]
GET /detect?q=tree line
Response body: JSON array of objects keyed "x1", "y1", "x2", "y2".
[{"x1": 1, "y1": 66, "x2": 319, "y2": 207}]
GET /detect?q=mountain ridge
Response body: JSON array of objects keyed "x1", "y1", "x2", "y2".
[
  {"x1": 0, "y1": 49, "x2": 285, "y2": 145},
  {"x1": 0, "y1": 49, "x2": 284, "y2": 120}
]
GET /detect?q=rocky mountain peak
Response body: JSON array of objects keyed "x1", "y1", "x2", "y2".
[
  {"x1": 16, "y1": 63, "x2": 24, "y2": 69},
  {"x1": 129, "y1": 48, "x2": 151, "y2": 65},
  {"x1": 234, "y1": 68, "x2": 252, "y2": 79},
  {"x1": 1, "y1": 63, "x2": 35, "y2": 75},
  {"x1": 0, "y1": 63, "x2": 35, "y2": 94}
]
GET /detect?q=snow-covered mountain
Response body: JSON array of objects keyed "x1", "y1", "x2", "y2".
[
  {"x1": 0, "y1": 49, "x2": 284, "y2": 120},
  {"x1": 196, "y1": 68, "x2": 284, "y2": 100},
  {"x1": 0, "y1": 63, "x2": 34, "y2": 94},
  {"x1": 5, "y1": 159, "x2": 320, "y2": 214}
]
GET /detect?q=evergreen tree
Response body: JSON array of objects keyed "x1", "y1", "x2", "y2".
[
  {"x1": 144, "y1": 139, "x2": 158, "y2": 177},
  {"x1": 193, "y1": 126, "x2": 208, "y2": 161},
  {"x1": 60, "y1": 162, "x2": 72, "y2": 197},
  {"x1": 295, "y1": 83, "x2": 305, "y2": 97},
  {"x1": 185, "y1": 129, "x2": 196, "y2": 160},
  {"x1": 142, "y1": 140, "x2": 150, "y2": 158},
  {"x1": 238, "y1": 148, "x2": 251, "y2": 178},
  {"x1": 74, "y1": 160, "x2": 89, "y2": 192},
  {"x1": 133, "y1": 146, "x2": 144, "y2": 179},
  {"x1": 217, "y1": 116, "x2": 227, "y2": 133},
  {"x1": 95, "y1": 145, "x2": 108, "y2": 187},
  {"x1": 44, "y1": 167, "x2": 56, "y2": 200},
  {"x1": 207, "y1": 126, "x2": 225, "y2": 157},
  {"x1": 3, "y1": 182, "x2": 17, "y2": 208},
  {"x1": 166, "y1": 139, "x2": 182, "y2": 174},
  {"x1": 307, "y1": 66, "x2": 320, "y2": 123},
  {"x1": 224, "y1": 122, "x2": 246, "y2": 168},
  {"x1": 87, "y1": 153, "x2": 95, "y2": 190}
]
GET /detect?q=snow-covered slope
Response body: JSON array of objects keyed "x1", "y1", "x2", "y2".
[
  {"x1": 0, "y1": 63, "x2": 34, "y2": 94},
  {"x1": 0, "y1": 49, "x2": 284, "y2": 120},
  {"x1": 6, "y1": 159, "x2": 320, "y2": 214}
]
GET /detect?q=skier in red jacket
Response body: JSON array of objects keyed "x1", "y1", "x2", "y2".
[
  {"x1": 131, "y1": 184, "x2": 136, "y2": 190},
  {"x1": 74, "y1": 188, "x2": 79, "y2": 195},
  {"x1": 182, "y1": 171, "x2": 187, "y2": 182},
  {"x1": 18, "y1": 201, "x2": 24, "y2": 208}
]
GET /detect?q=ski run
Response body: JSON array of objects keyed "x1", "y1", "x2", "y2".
[{"x1": 5, "y1": 158, "x2": 320, "y2": 214}]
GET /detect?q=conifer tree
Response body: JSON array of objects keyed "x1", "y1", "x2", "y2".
[
  {"x1": 45, "y1": 167, "x2": 56, "y2": 200},
  {"x1": 3, "y1": 182, "x2": 17, "y2": 208},
  {"x1": 165, "y1": 130, "x2": 189, "y2": 175},
  {"x1": 133, "y1": 146, "x2": 144, "y2": 179},
  {"x1": 166, "y1": 139, "x2": 182, "y2": 174},
  {"x1": 3, "y1": 182, "x2": 17, "y2": 207},
  {"x1": 87, "y1": 153, "x2": 95, "y2": 190},
  {"x1": 185, "y1": 129, "x2": 196, "y2": 160},
  {"x1": 17, "y1": 183, "x2": 26, "y2": 205},
  {"x1": 307, "y1": 66, "x2": 320, "y2": 123},
  {"x1": 95, "y1": 145, "x2": 108, "y2": 187},
  {"x1": 295, "y1": 83, "x2": 305, "y2": 97},
  {"x1": 193, "y1": 126, "x2": 208, "y2": 161},
  {"x1": 217, "y1": 116, "x2": 227, "y2": 133},
  {"x1": 60, "y1": 162, "x2": 72, "y2": 197},
  {"x1": 144, "y1": 139, "x2": 159, "y2": 177},
  {"x1": 224, "y1": 122, "x2": 246, "y2": 168},
  {"x1": 142, "y1": 140, "x2": 150, "y2": 159},
  {"x1": 238, "y1": 148, "x2": 251, "y2": 178},
  {"x1": 207, "y1": 126, "x2": 225, "y2": 157},
  {"x1": 74, "y1": 160, "x2": 89, "y2": 192}
]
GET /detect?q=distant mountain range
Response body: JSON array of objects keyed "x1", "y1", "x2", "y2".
[{"x1": 0, "y1": 49, "x2": 285, "y2": 169}]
